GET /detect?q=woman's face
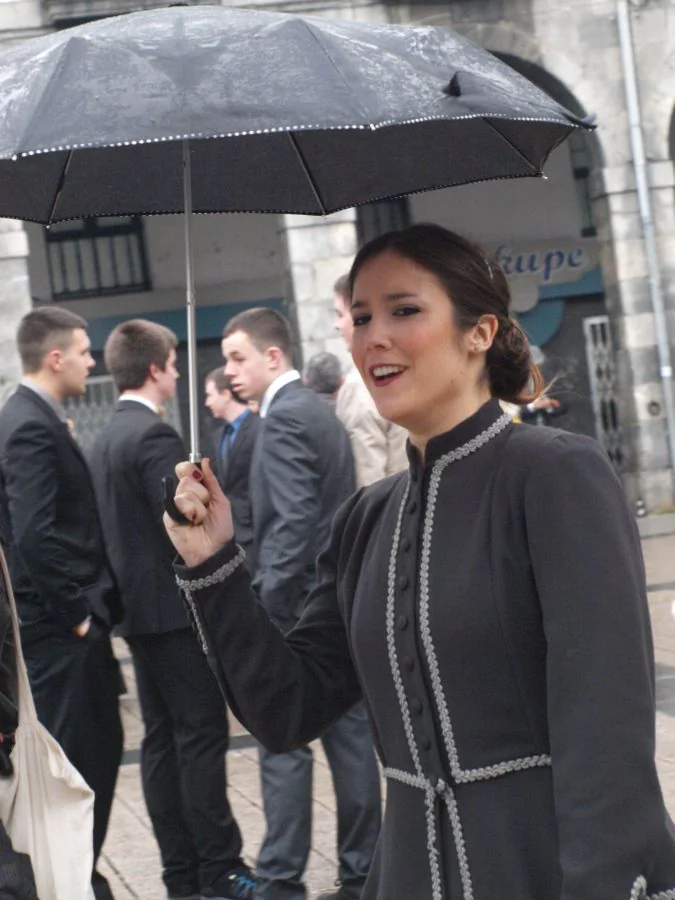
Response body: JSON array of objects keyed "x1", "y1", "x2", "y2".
[{"x1": 350, "y1": 250, "x2": 492, "y2": 439}]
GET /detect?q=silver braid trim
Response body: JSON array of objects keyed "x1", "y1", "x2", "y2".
[
  {"x1": 386, "y1": 482, "x2": 422, "y2": 778},
  {"x1": 175, "y1": 547, "x2": 246, "y2": 591},
  {"x1": 384, "y1": 768, "x2": 474, "y2": 900},
  {"x1": 386, "y1": 486, "x2": 444, "y2": 899},
  {"x1": 182, "y1": 589, "x2": 209, "y2": 657},
  {"x1": 419, "y1": 413, "x2": 525, "y2": 786}
]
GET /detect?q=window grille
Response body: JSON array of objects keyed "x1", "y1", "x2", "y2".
[
  {"x1": 45, "y1": 216, "x2": 151, "y2": 300},
  {"x1": 356, "y1": 197, "x2": 411, "y2": 246}
]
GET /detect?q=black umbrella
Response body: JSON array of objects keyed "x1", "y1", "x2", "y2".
[{"x1": 0, "y1": 5, "x2": 592, "y2": 460}]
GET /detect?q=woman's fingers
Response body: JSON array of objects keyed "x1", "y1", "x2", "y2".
[{"x1": 173, "y1": 489, "x2": 207, "y2": 525}]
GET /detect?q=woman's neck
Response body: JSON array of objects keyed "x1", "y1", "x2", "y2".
[{"x1": 408, "y1": 388, "x2": 492, "y2": 462}]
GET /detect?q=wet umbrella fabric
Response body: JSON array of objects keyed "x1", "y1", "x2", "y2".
[
  {"x1": 0, "y1": 5, "x2": 592, "y2": 459},
  {"x1": 0, "y1": 5, "x2": 588, "y2": 222}
]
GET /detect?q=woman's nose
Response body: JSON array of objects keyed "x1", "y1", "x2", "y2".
[{"x1": 365, "y1": 316, "x2": 393, "y2": 350}]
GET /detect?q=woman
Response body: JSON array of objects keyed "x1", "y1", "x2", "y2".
[{"x1": 165, "y1": 224, "x2": 675, "y2": 900}]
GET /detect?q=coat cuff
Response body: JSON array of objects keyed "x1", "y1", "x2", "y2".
[{"x1": 174, "y1": 541, "x2": 246, "y2": 591}]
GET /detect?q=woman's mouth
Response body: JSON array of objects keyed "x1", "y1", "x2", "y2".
[{"x1": 369, "y1": 365, "x2": 407, "y2": 387}]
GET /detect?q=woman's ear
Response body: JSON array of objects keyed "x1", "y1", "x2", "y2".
[{"x1": 469, "y1": 315, "x2": 499, "y2": 355}]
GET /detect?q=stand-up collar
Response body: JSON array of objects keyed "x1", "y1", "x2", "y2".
[{"x1": 407, "y1": 399, "x2": 511, "y2": 471}]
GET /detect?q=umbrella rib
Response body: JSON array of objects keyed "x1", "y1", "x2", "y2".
[
  {"x1": 47, "y1": 149, "x2": 74, "y2": 225},
  {"x1": 483, "y1": 119, "x2": 540, "y2": 174},
  {"x1": 287, "y1": 133, "x2": 327, "y2": 216}
]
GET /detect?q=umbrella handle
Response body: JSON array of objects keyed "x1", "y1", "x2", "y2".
[{"x1": 161, "y1": 475, "x2": 191, "y2": 526}]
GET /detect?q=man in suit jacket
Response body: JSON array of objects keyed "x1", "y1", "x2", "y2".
[
  {"x1": 333, "y1": 275, "x2": 408, "y2": 488},
  {"x1": 221, "y1": 308, "x2": 381, "y2": 900},
  {"x1": 204, "y1": 368, "x2": 259, "y2": 558},
  {"x1": 89, "y1": 320, "x2": 254, "y2": 900},
  {"x1": 0, "y1": 307, "x2": 123, "y2": 900}
]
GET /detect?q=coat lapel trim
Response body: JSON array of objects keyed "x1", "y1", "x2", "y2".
[{"x1": 384, "y1": 411, "x2": 550, "y2": 900}]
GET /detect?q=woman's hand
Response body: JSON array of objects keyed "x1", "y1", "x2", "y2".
[{"x1": 163, "y1": 458, "x2": 235, "y2": 568}]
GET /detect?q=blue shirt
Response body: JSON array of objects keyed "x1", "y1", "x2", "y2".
[{"x1": 219, "y1": 407, "x2": 251, "y2": 462}]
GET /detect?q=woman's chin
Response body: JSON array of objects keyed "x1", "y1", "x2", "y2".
[{"x1": 372, "y1": 396, "x2": 410, "y2": 429}]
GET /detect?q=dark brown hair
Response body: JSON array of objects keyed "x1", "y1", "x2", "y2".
[
  {"x1": 17, "y1": 306, "x2": 87, "y2": 373},
  {"x1": 205, "y1": 367, "x2": 243, "y2": 403},
  {"x1": 104, "y1": 319, "x2": 177, "y2": 393},
  {"x1": 333, "y1": 274, "x2": 350, "y2": 302},
  {"x1": 222, "y1": 307, "x2": 293, "y2": 360},
  {"x1": 348, "y1": 224, "x2": 543, "y2": 405}
]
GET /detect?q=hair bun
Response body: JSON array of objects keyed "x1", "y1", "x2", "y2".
[{"x1": 487, "y1": 319, "x2": 542, "y2": 404}]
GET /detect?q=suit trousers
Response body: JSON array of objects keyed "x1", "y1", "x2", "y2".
[
  {"x1": 256, "y1": 703, "x2": 382, "y2": 900},
  {"x1": 24, "y1": 624, "x2": 123, "y2": 900},
  {"x1": 126, "y1": 629, "x2": 243, "y2": 895}
]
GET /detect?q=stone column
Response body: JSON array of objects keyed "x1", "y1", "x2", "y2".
[
  {"x1": 0, "y1": 220, "x2": 31, "y2": 405},
  {"x1": 279, "y1": 210, "x2": 358, "y2": 369},
  {"x1": 594, "y1": 162, "x2": 675, "y2": 510}
]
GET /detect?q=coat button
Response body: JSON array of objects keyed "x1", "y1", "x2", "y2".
[
  {"x1": 411, "y1": 697, "x2": 423, "y2": 715},
  {"x1": 400, "y1": 537, "x2": 412, "y2": 553},
  {"x1": 420, "y1": 736, "x2": 431, "y2": 751},
  {"x1": 397, "y1": 614, "x2": 408, "y2": 630},
  {"x1": 398, "y1": 575, "x2": 409, "y2": 591},
  {"x1": 407, "y1": 500, "x2": 418, "y2": 515},
  {"x1": 402, "y1": 656, "x2": 414, "y2": 672}
]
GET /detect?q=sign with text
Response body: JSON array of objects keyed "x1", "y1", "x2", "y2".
[{"x1": 489, "y1": 239, "x2": 600, "y2": 312}]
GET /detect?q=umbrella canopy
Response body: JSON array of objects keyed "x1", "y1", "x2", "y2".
[{"x1": 0, "y1": 5, "x2": 589, "y2": 223}]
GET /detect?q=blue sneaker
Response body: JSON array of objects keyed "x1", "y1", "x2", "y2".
[{"x1": 201, "y1": 867, "x2": 257, "y2": 900}]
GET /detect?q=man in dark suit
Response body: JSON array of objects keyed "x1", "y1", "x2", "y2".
[
  {"x1": 221, "y1": 308, "x2": 381, "y2": 900},
  {"x1": 89, "y1": 320, "x2": 254, "y2": 900},
  {"x1": 0, "y1": 307, "x2": 123, "y2": 900},
  {"x1": 204, "y1": 368, "x2": 259, "y2": 558}
]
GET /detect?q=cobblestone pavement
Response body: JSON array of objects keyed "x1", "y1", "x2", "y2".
[{"x1": 99, "y1": 532, "x2": 675, "y2": 899}]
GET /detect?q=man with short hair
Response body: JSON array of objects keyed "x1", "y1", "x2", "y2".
[
  {"x1": 221, "y1": 307, "x2": 381, "y2": 900},
  {"x1": 333, "y1": 275, "x2": 408, "y2": 488},
  {"x1": 0, "y1": 306, "x2": 124, "y2": 900},
  {"x1": 204, "y1": 368, "x2": 259, "y2": 559},
  {"x1": 90, "y1": 320, "x2": 254, "y2": 900},
  {"x1": 303, "y1": 351, "x2": 343, "y2": 408}
]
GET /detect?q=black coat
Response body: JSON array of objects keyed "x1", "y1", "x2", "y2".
[
  {"x1": 176, "y1": 399, "x2": 675, "y2": 900},
  {"x1": 211, "y1": 411, "x2": 259, "y2": 557},
  {"x1": 249, "y1": 378, "x2": 355, "y2": 629},
  {"x1": 89, "y1": 400, "x2": 190, "y2": 637},
  {"x1": 0, "y1": 385, "x2": 122, "y2": 641}
]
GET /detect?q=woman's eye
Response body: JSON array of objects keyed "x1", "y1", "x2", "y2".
[
  {"x1": 352, "y1": 314, "x2": 371, "y2": 327},
  {"x1": 393, "y1": 306, "x2": 420, "y2": 317}
]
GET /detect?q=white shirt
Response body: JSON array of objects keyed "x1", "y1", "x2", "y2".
[
  {"x1": 259, "y1": 370, "x2": 301, "y2": 419},
  {"x1": 119, "y1": 393, "x2": 158, "y2": 414}
]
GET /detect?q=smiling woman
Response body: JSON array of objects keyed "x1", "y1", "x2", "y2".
[
  {"x1": 348, "y1": 224, "x2": 543, "y2": 457},
  {"x1": 165, "y1": 224, "x2": 675, "y2": 900}
]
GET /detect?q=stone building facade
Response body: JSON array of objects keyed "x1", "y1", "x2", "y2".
[{"x1": 1, "y1": 0, "x2": 674, "y2": 508}]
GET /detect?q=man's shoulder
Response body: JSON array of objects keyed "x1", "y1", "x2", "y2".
[{"x1": 0, "y1": 389, "x2": 58, "y2": 446}]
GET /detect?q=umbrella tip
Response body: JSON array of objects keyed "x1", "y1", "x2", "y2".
[{"x1": 444, "y1": 72, "x2": 462, "y2": 98}]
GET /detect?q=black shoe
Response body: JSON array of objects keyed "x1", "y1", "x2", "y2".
[
  {"x1": 169, "y1": 894, "x2": 201, "y2": 900},
  {"x1": 201, "y1": 866, "x2": 257, "y2": 900}
]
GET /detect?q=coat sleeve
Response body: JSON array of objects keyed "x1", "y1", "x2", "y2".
[
  {"x1": 253, "y1": 408, "x2": 321, "y2": 629},
  {"x1": 174, "y1": 495, "x2": 363, "y2": 753},
  {"x1": 138, "y1": 422, "x2": 188, "y2": 526},
  {"x1": 4, "y1": 420, "x2": 90, "y2": 628},
  {"x1": 524, "y1": 432, "x2": 665, "y2": 900}
]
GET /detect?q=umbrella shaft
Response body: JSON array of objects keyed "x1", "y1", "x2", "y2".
[{"x1": 183, "y1": 139, "x2": 201, "y2": 462}]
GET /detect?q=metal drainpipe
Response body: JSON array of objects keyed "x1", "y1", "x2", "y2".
[{"x1": 616, "y1": 0, "x2": 675, "y2": 485}]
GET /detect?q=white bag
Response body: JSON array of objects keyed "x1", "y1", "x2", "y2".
[{"x1": 0, "y1": 549, "x2": 96, "y2": 900}]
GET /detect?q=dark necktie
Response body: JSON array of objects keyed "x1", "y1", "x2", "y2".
[{"x1": 221, "y1": 422, "x2": 234, "y2": 471}]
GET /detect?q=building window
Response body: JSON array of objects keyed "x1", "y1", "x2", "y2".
[
  {"x1": 45, "y1": 216, "x2": 151, "y2": 300},
  {"x1": 569, "y1": 131, "x2": 597, "y2": 238},
  {"x1": 356, "y1": 197, "x2": 411, "y2": 246}
]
